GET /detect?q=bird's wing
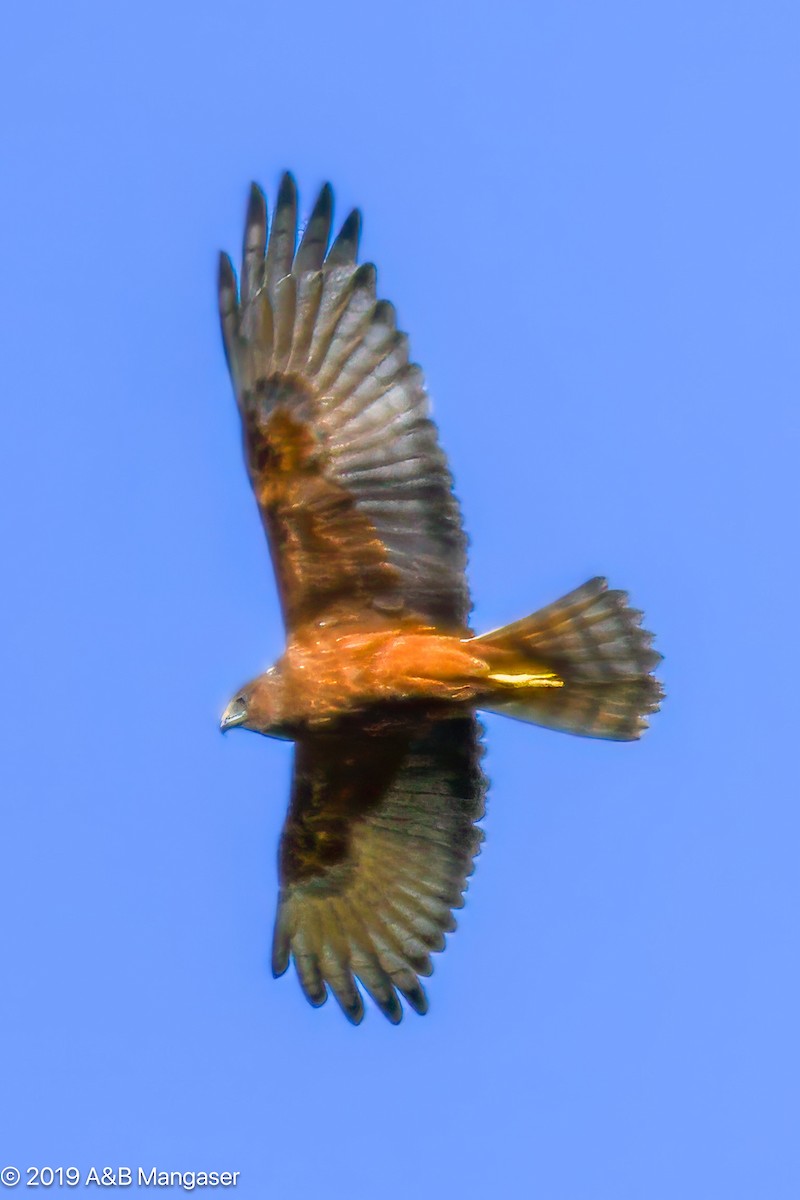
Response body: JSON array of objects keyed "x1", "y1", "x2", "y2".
[
  {"x1": 271, "y1": 713, "x2": 487, "y2": 1023},
  {"x1": 219, "y1": 173, "x2": 470, "y2": 634}
]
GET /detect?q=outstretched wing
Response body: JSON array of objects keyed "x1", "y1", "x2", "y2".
[
  {"x1": 271, "y1": 713, "x2": 487, "y2": 1023},
  {"x1": 219, "y1": 174, "x2": 470, "y2": 633}
]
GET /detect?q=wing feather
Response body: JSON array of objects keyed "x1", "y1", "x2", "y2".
[
  {"x1": 295, "y1": 182, "x2": 333, "y2": 274},
  {"x1": 305, "y1": 265, "x2": 362, "y2": 376},
  {"x1": 327, "y1": 207, "x2": 361, "y2": 265},
  {"x1": 265, "y1": 172, "x2": 297, "y2": 292},
  {"x1": 217, "y1": 252, "x2": 239, "y2": 375},
  {"x1": 286, "y1": 271, "x2": 323, "y2": 373},
  {"x1": 241, "y1": 183, "x2": 267, "y2": 304},
  {"x1": 270, "y1": 274, "x2": 296, "y2": 373},
  {"x1": 272, "y1": 714, "x2": 486, "y2": 1023},
  {"x1": 314, "y1": 265, "x2": 378, "y2": 390},
  {"x1": 220, "y1": 177, "x2": 469, "y2": 633}
]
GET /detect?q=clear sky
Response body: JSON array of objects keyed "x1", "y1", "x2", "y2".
[{"x1": 2, "y1": 1, "x2": 798, "y2": 1196}]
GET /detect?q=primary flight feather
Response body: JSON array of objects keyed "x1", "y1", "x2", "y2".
[{"x1": 218, "y1": 173, "x2": 663, "y2": 1024}]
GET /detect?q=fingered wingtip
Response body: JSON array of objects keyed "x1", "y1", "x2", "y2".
[
  {"x1": 340, "y1": 996, "x2": 366, "y2": 1026},
  {"x1": 312, "y1": 181, "x2": 334, "y2": 220},
  {"x1": 241, "y1": 182, "x2": 268, "y2": 302},
  {"x1": 248, "y1": 179, "x2": 266, "y2": 205},
  {"x1": 327, "y1": 207, "x2": 362, "y2": 266},
  {"x1": 340, "y1": 207, "x2": 362, "y2": 241},
  {"x1": 352, "y1": 260, "x2": 377, "y2": 289},
  {"x1": 217, "y1": 251, "x2": 239, "y2": 364},
  {"x1": 245, "y1": 181, "x2": 267, "y2": 237},
  {"x1": 271, "y1": 931, "x2": 290, "y2": 978},
  {"x1": 218, "y1": 249, "x2": 237, "y2": 291},
  {"x1": 381, "y1": 997, "x2": 403, "y2": 1025},
  {"x1": 277, "y1": 170, "x2": 298, "y2": 205},
  {"x1": 294, "y1": 180, "x2": 335, "y2": 273},
  {"x1": 404, "y1": 985, "x2": 429, "y2": 1017}
]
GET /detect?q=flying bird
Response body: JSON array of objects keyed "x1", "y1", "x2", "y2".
[{"x1": 218, "y1": 173, "x2": 663, "y2": 1024}]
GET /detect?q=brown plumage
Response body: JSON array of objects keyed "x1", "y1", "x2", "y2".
[{"x1": 218, "y1": 173, "x2": 663, "y2": 1024}]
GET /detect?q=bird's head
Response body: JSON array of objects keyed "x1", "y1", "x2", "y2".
[{"x1": 220, "y1": 669, "x2": 288, "y2": 738}]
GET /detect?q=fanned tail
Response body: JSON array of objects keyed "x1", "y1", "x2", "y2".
[{"x1": 473, "y1": 577, "x2": 663, "y2": 740}]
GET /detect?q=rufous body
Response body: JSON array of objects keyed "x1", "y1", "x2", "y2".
[{"x1": 238, "y1": 628, "x2": 559, "y2": 735}]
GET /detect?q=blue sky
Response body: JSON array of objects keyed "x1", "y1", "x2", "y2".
[{"x1": 2, "y1": 1, "x2": 798, "y2": 1196}]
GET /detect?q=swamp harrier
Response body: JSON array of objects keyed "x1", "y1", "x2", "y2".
[{"x1": 218, "y1": 174, "x2": 663, "y2": 1024}]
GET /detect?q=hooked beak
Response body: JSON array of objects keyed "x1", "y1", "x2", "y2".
[{"x1": 220, "y1": 697, "x2": 248, "y2": 732}]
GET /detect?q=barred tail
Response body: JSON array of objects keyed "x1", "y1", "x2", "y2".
[{"x1": 472, "y1": 577, "x2": 664, "y2": 741}]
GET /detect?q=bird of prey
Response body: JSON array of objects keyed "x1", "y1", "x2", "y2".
[{"x1": 218, "y1": 173, "x2": 663, "y2": 1025}]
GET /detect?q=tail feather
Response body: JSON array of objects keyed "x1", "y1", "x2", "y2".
[
  {"x1": 474, "y1": 578, "x2": 663, "y2": 740},
  {"x1": 484, "y1": 679, "x2": 663, "y2": 741}
]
